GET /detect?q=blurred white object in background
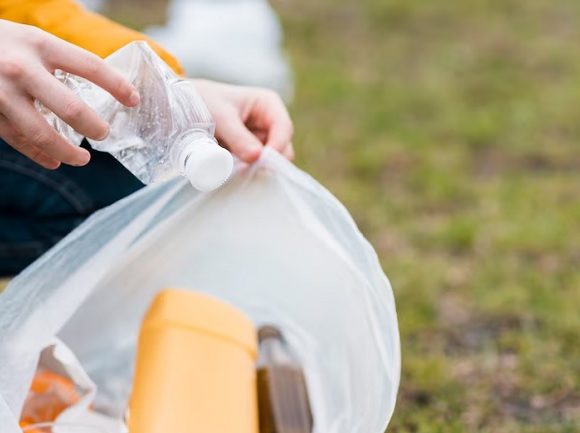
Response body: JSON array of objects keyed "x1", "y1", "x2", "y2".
[
  {"x1": 77, "y1": 0, "x2": 105, "y2": 11},
  {"x1": 77, "y1": 0, "x2": 293, "y2": 100},
  {"x1": 146, "y1": 0, "x2": 294, "y2": 101}
]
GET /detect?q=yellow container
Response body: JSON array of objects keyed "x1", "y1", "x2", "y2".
[{"x1": 128, "y1": 289, "x2": 258, "y2": 433}]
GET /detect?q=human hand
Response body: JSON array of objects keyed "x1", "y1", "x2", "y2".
[
  {"x1": 193, "y1": 79, "x2": 294, "y2": 163},
  {"x1": 0, "y1": 20, "x2": 140, "y2": 169}
]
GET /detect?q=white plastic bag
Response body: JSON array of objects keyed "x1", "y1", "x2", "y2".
[{"x1": 0, "y1": 149, "x2": 400, "y2": 433}]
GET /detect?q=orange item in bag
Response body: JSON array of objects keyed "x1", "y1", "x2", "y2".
[
  {"x1": 128, "y1": 289, "x2": 259, "y2": 433},
  {"x1": 19, "y1": 369, "x2": 80, "y2": 428}
]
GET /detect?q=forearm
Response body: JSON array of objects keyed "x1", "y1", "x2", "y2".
[{"x1": 0, "y1": 0, "x2": 183, "y2": 74}]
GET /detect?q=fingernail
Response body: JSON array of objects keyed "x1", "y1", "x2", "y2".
[
  {"x1": 95, "y1": 125, "x2": 111, "y2": 141},
  {"x1": 76, "y1": 150, "x2": 91, "y2": 166},
  {"x1": 129, "y1": 89, "x2": 140, "y2": 106},
  {"x1": 244, "y1": 144, "x2": 262, "y2": 162},
  {"x1": 44, "y1": 160, "x2": 61, "y2": 170},
  {"x1": 97, "y1": 125, "x2": 110, "y2": 141}
]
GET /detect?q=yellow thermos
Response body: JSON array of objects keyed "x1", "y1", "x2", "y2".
[{"x1": 128, "y1": 289, "x2": 259, "y2": 433}]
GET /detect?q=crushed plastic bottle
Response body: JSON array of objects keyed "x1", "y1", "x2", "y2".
[{"x1": 38, "y1": 41, "x2": 233, "y2": 191}]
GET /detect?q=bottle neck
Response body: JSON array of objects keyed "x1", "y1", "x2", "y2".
[
  {"x1": 172, "y1": 129, "x2": 216, "y2": 172},
  {"x1": 258, "y1": 336, "x2": 295, "y2": 367}
]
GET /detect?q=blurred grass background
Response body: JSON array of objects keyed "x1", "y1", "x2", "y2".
[
  {"x1": 106, "y1": 0, "x2": 578, "y2": 432},
  {"x1": 273, "y1": 1, "x2": 580, "y2": 432}
]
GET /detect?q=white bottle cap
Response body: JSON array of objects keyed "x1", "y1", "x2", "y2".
[{"x1": 183, "y1": 138, "x2": 234, "y2": 191}]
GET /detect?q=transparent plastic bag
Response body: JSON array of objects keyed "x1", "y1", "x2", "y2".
[{"x1": 0, "y1": 150, "x2": 400, "y2": 433}]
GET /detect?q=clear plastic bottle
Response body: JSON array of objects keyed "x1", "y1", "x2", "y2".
[{"x1": 38, "y1": 41, "x2": 233, "y2": 191}]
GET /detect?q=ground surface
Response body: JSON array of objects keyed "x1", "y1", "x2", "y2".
[{"x1": 271, "y1": 1, "x2": 580, "y2": 432}]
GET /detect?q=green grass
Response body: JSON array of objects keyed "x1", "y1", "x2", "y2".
[{"x1": 272, "y1": 0, "x2": 580, "y2": 431}]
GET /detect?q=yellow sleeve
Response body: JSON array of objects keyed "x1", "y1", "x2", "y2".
[{"x1": 0, "y1": 0, "x2": 184, "y2": 75}]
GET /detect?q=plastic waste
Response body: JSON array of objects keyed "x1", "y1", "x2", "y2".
[
  {"x1": 129, "y1": 289, "x2": 259, "y2": 433},
  {"x1": 257, "y1": 326, "x2": 313, "y2": 433},
  {"x1": 12, "y1": 342, "x2": 122, "y2": 433},
  {"x1": 19, "y1": 370, "x2": 80, "y2": 428},
  {"x1": 38, "y1": 41, "x2": 233, "y2": 191},
  {"x1": 0, "y1": 149, "x2": 400, "y2": 433},
  {"x1": 20, "y1": 423, "x2": 108, "y2": 433}
]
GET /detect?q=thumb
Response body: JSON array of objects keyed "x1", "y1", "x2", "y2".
[{"x1": 216, "y1": 116, "x2": 263, "y2": 163}]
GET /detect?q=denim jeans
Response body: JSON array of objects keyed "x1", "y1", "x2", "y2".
[{"x1": 0, "y1": 138, "x2": 143, "y2": 276}]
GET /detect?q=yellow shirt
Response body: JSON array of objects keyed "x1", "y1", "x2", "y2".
[{"x1": 0, "y1": 0, "x2": 184, "y2": 75}]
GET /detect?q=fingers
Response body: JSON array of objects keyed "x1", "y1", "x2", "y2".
[
  {"x1": 257, "y1": 127, "x2": 293, "y2": 159},
  {"x1": 261, "y1": 91, "x2": 294, "y2": 155},
  {"x1": 216, "y1": 113, "x2": 263, "y2": 163},
  {"x1": 0, "y1": 95, "x2": 90, "y2": 166},
  {"x1": 282, "y1": 143, "x2": 295, "y2": 161},
  {"x1": 40, "y1": 34, "x2": 140, "y2": 108},
  {"x1": 194, "y1": 81, "x2": 295, "y2": 162},
  {"x1": 0, "y1": 115, "x2": 60, "y2": 169},
  {"x1": 251, "y1": 129, "x2": 268, "y2": 144},
  {"x1": 26, "y1": 68, "x2": 109, "y2": 140}
]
